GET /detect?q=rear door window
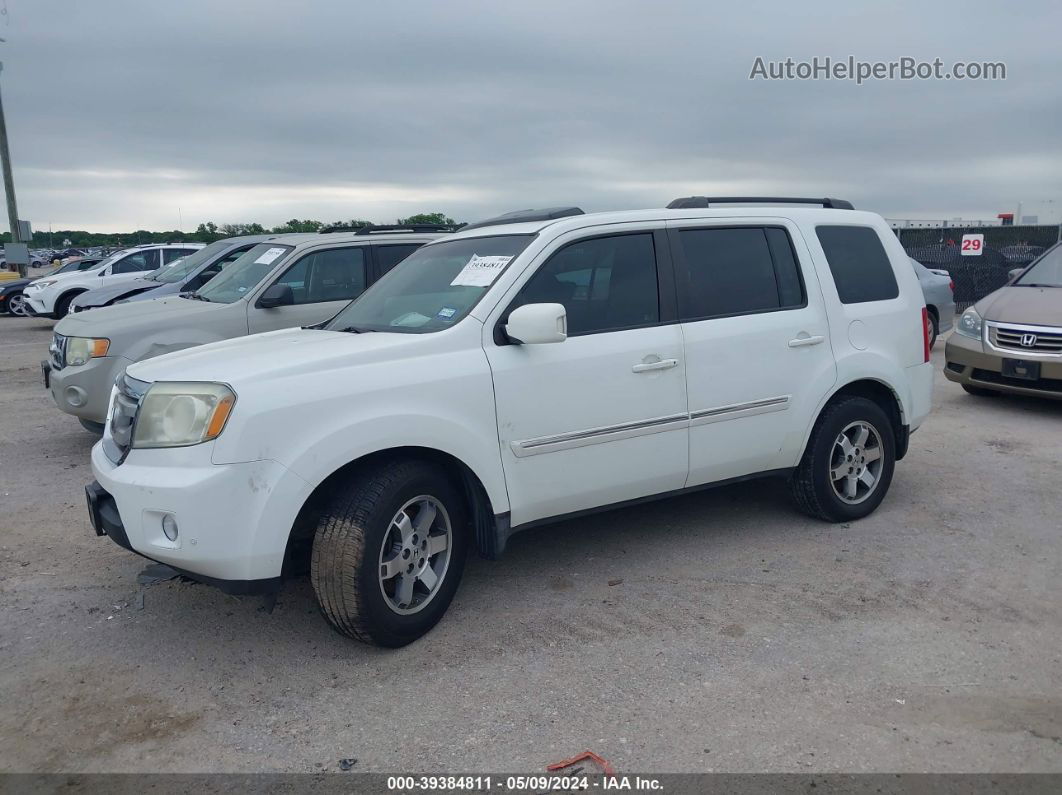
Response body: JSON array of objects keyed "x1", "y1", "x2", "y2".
[
  {"x1": 816, "y1": 225, "x2": 899, "y2": 304},
  {"x1": 673, "y1": 226, "x2": 806, "y2": 320},
  {"x1": 375, "y1": 244, "x2": 422, "y2": 275}
]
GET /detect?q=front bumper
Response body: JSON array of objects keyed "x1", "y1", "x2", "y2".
[
  {"x1": 944, "y1": 332, "x2": 1062, "y2": 400},
  {"x1": 46, "y1": 355, "x2": 132, "y2": 424},
  {"x1": 89, "y1": 440, "x2": 313, "y2": 586},
  {"x1": 24, "y1": 292, "x2": 53, "y2": 318}
]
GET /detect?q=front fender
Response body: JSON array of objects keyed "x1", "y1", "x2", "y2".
[{"x1": 210, "y1": 349, "x2": 509, "y2": 515}]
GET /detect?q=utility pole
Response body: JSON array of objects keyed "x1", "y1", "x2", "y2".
[{"x1": 0, "y1": 44, "x2": 24, "y2": 276}]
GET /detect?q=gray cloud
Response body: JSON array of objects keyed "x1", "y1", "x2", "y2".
[{"x1": 5, "y1": 0, "x2": 1061, "y2": 230}]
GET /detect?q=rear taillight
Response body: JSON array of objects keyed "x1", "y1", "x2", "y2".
[
  {"x1": 921, "y1": 306, "x2": 931, "y2": 362},
  {"x1": 948, "y1": 279, "x2": 955, "y2": 292}
]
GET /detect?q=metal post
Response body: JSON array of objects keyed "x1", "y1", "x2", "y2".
[{"x1": 0, "y1": 60, "x2": 23, "y2": 275}]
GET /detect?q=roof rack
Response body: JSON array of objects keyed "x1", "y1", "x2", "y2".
[
  {"x1": 459, "y1": 206, "x2": 584, "y2": 232},
  {"x1": 319, "y1": 223, "x2": 457, "y2": 235},
  {"x1": 666, "y1": 196, "x2": 855, "y2": 210}
]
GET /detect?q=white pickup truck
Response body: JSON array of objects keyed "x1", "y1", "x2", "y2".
[{"x1": 87, "y1": 199, "x2": 934, "y2": 647}]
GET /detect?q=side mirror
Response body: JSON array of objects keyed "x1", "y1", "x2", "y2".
[
  {"x1": 258, "y1": 283, "x2": 294, "y2": 308},
  {"x1": 505, "y1": 303, "x2": 567, "y2": 344},
  {"x1": 1008, "y1": 267, "x2": 1025, "y2": 283}
]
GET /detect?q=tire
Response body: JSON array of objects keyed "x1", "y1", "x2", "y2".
[
  {"x1": 310, "y1": 459, "x2": 468, "y2": 647},
  {"x1": 790, "y1": 396, "x2": 896, "y2": 522},
  {"x1": 962, "y1": 384, "x2": 999, "y2": 397},
  {"x1": 6, "y1": 291, "x2": 27, "y2": 317},
  {"x1": 54, "y1": 292, "x2": 81, "y2": 318},
  {"x1": 79, "y1": 418, "x2": 105, "y2": 435},
  {"x1": 927, "y1": 310, "x2": 939, "y2": 349}
]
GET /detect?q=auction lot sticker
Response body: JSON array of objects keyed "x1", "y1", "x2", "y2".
[
  {"x1": 451, "y1": 255, "x2": 512, "y2": 287},
  {"x1": 961, "y1": 233, "x2": 984, "y2": 255}
]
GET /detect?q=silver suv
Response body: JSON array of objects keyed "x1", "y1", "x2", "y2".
[{"x1": 44, "y1": 226, "x2": 450, "y2": 431}]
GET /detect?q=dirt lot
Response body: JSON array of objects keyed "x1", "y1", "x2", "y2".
[{"x1": 0, "y1": 314, "x2": 1060, "y2": 774}]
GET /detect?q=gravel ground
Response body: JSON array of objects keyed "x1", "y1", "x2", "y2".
[{"x1": 0, "y1": 314, "x2": 1060, "y2": 774}]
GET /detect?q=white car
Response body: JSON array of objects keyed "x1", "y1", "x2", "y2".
[
  {"x1": 88, "y1": 198, "x2": 934, "y2": 646},
  {"x1": 24, "y1": 244, "x2": 204, "y2": 318}
]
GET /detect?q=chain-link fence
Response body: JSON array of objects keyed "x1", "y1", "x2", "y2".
[{"x1": 896, "y1": 224, "x2": 1061, "y2": 311}]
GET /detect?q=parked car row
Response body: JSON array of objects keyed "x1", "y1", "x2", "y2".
[
  {"x1": 0, "y1": 256, "x2": 104, "y2": 316},
  {"x1": 54, "y1": 199, "x2": 937, "y2": 647},
  {"x1": 24, "y1": 243, "x2": 205, "y2": 319}
]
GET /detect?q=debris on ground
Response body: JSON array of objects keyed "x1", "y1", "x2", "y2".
[
  {"x1": 338, "y1": 758, "x2": 357, "y2": 771},
  {"x1": 547, "y1": 750, "x2": 615, "y2": 776},
  {"x1": 607, "y1": 578, "x2": 624, "y2": 587}
]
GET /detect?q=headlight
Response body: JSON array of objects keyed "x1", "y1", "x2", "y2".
[
  {"x1": 955, "y1": 308, "x2": 983, "y2": 340},
  {"x1": 132, "y1": 382, "x2": 236, "y2": 448},
  {"x1": 65, "y1": 337, "x2": 110, "y2": 366},
  {"x1": 34, "y1": 279, "x2": 57, "y2": 289}
]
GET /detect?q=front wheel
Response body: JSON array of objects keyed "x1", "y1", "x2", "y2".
[
  {"x1": 54, "y1": 292, "x2": 78, "y2": 318},
  {"x1": 927, "y1": 311, "x2": 939, "y2": 349},
  {"x1": 310, "y1": 459, "x2": 468, "y2": 647},
  {"x1": 790, "y1": 396, "x2": 896, "y2": 522},
  {"x1": 6, "y1": 291, "x2": 28, "y2": 316}
]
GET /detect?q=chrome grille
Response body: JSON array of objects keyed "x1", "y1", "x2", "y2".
[
  {"x1": 49, "y1": 333, "x2": 67, "y2": 370},
  {"x1": 989, "y1": 324, "x2": 1062, "y2": 354},
  {"x1": 102, "y1": 374, "x2": 150, "y2": 465}
]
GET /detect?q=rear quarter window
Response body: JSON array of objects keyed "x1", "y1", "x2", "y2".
[{"x1": 816, "y1": 225, "x2": 899, "y2": 304}]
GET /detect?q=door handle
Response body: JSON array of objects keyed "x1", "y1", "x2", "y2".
[
  {"x1": 788, "y1": 335, "x2": 825, "y2": 348},
  {"x1": 632, "y1": 358, "x2": 678, "y2": 373}
]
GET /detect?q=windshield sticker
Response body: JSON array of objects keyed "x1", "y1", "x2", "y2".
[
  {"x1": 437, "y1": 306, "x2": 457, "y2": 320},
  {"x1": 254, "y1": 247, "x2": 287, "y2": 266},
  {"x1": 390, "y1": 311, "x2": 432, "y2": 327},
  {"x1": 450, "y1": 254, "x2": 512, "y2": 288}
]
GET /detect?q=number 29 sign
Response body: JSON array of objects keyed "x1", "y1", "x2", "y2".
[{"x1": 961, "y1": 234, "x2": 984, "y2": 256}]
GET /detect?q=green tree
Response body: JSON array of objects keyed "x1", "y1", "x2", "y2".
[
  {"x1": 194, "y1": 222, "x2": 219, "y2": 242},
  {"x1": 397, "y1": 212, "x2": 456, "y2": 226},
  {"x1": 271, "y1": 218, "x2": 325, "y2": 233}
]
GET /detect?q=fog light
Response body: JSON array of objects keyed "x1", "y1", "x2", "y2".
[
  {"x1": 162, "y1": 514, "x2": 179, "y2": 542},
  {"x1": 65, "y1": 386, "x2": 87, "y2": 407}
]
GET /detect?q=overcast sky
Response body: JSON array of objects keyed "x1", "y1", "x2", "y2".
[{"x1": 4, "y1": 0, "x2": 1061, "y2": 232}]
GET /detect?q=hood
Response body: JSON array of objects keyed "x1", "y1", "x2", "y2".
[
  {"x1": 55, "y1": 294, "x2": 234, "y2": 336},
  {"x1": 0, "y1": 278, "x2": 32, "y2": 292},
  {"x1": 30, "y1": 267, "x2": 103, "y2": 287},
  {"x1": 977, "y1": 285, "x2": 1062, "y2": 326},
  {"x1": 120, "y1": 281, "x2": 183, "y2": 303},
  {"x1": 74, "y1": 279, "x2": 161, "y2": 307},
  {"x1": 127, "y1": 327, "x2": 430, "y2": 386}
]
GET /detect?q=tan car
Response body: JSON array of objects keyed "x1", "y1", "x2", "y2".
[{"x1": 945, "y1": 242, "x2": 1062, "y2": 399}]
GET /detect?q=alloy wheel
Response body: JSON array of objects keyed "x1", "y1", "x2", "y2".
[{"x1": 378, "y1": 495, "x2": 452, "y2": 615}]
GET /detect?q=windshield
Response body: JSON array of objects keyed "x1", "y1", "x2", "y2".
[
  {"x1": 150, "y1": 240, "x2": 231, "y2": 283},
  {"x1": 194, "y1": 243, "x2": 294, "y2": 303},
  {"x1": 1014, "y1": 243, "x2": 1062, "y2": 287},
  {"x1": 55, "y1": 259, "x2": 93, "y2": 274},
  {"x1": 326, "y1": 235, "x2": 533, "y2": 333}
]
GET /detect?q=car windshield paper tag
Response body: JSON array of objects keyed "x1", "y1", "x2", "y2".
[
  {"x1": 254, "y1": 247, "x2": 287, "y2": 265},
  {"x1": 450, "y1": 255, "x2": 511, "y2": 287}
]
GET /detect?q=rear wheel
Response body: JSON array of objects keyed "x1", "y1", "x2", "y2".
[
  {"x1": 6, "y1": 291, "x2": 27, "y2": 316},
  {"x1": 962, "y1": 384, "x2": 999, "y2": 397},
  {"x1": 927, "y1": 310, "x2": 939, "y2": 348},
  {"x1": 310, "y1": 459, "x2": 468, "y2": 647},
  {"x1": 790, "y1": 396, "x2": 896, "y2": 522}
]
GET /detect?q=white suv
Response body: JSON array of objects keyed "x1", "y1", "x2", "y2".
[
  {"x1": 87, "y1": 199, "x2": 934, "y2": 647},
  {"x1": 24, "y1": 244, "x2": 204, "y2": 318}
]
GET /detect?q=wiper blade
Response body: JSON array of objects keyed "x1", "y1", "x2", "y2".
[
  {"x1": 338, "y1": 325, "x2": 373, "y2": 334},
  {"x1": 181, "y1": 292, "x2": 211, "y2": 301},
  {"x1": 1018, "y1": 283, "x2": 1056, "y2": 288}
]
